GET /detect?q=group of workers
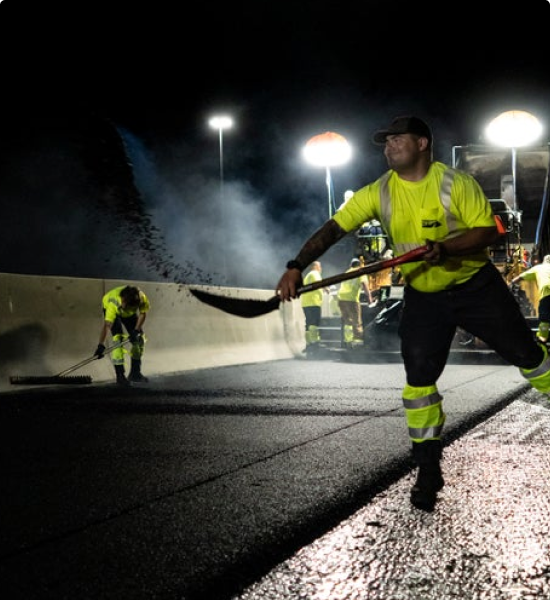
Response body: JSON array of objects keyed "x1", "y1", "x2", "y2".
[
  {"x1": 97, "y1": 245, "x2": 549, "y2": 394},
  {"x1": 82, "y1": 113, "x2": 550, "y2": 516},
  {"x1": 300, "y1": 256, "x2": 377, "y2": 351}
]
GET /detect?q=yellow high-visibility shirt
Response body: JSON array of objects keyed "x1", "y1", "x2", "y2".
[
  {"x1": 337, "y1": 268, "x2": 368, "y2": 302},
  {"x1": 301, "y1": 269, "x2": 323, "y2": 308},
  {"x1": 102, "y1": 286, "x2": 151, "y2": 323},
  {"x1": 333, "y1": 162, "x2": 495, "y2": 293},
  {"x1": 519, "y1": 263, "x2": 550, "y2": 300}
]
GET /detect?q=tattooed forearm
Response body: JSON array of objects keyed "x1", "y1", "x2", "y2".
[{"x1": 295, "y1": 219, "x2": 347, "y2": 269}]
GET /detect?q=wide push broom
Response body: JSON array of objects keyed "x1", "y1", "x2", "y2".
[{"x1": 10, "y1": 339, "x2": 129, "y2": 385}]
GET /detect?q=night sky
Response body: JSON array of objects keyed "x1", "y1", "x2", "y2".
[{"x1": 1, "y1": 0, "x2": 549, "y2": 288}]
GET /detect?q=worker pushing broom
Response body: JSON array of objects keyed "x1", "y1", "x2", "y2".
[
  {"x1": 94, "y1": 285, "x2": 151, "y2": 386},
  {"x1": 10, "y1": 284, "x2": 151, "y2": 387}
]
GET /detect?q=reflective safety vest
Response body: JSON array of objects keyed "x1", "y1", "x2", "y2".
[
  {"x1": 333, "y1": 162, "x2": 495, "y2": 293},
  {"x1": 102, "y1": 286, "x2": 151, "y2": 323},
  {"x1": 378, "y1": 165, "x2": 493, "y2": 292},
  {"x1": 518, "y1": 262, "x2": 550, "y2": 300},
  {"x1": 378, "y1": 167, "x2": 456, "y2": 254},
  {"x1": 301, "y1": 269, "x2": 324, "y2": 308},
  {"x1": 337, "y1": 267, "x2": 367, "y2": 302}
]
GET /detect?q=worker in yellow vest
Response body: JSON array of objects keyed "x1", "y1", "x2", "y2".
[
  {"x1": 277, "y1": 115, "x2": 550, "y2": 512},
  {"x1": 511, "y1": 255, "x2": 550, "y2": 342},
  {"x1": 337, "y1": 257, "x2": 373, "y2": 346},
  {"x1": 300, "y1": 261, "x2": 327, "y2": 353},
  {"x1": 94, "y1": 285, "x2": 151, "y2": 386}
]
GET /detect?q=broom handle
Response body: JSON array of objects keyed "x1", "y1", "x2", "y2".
[
  {"x1": 56, "y1": 339, "x2": 129, "y2": 378},
  {"x1": 297, "y1": 245, "x2": 428, "y2": 295}
]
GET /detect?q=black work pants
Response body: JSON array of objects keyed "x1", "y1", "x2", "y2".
[
  {"x1": 102, "y1": 310, "x2": 138, "y2": 338},
  {"x1": 399, "y1": 262, "x2": 544, "y2": 387},
  {"x1": 303, "y1": 306, "x2": 321, "y2": 329},
  {"x1": 538, "y1": 295, "x2": 550, "y2": 323},
  {"x1": 111, "y1": 314, "x2": 138, "y2": 337}
]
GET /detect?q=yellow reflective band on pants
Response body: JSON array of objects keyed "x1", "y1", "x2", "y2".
[
  {"x1": 111, "y1": 333, "x2": 146, "y2": 365},
  {"x1": 402, "y1": 383, "x2": 446, "y2": 443},
  {"x1": 306, "y1": 325, "x2": 320, "y2": 345},
  {"x1": 343, "y1": 325, "x2": 353, "y2": 343},
  {"x1": 130, "y1": 333, "x2": 146, "y2": 360},
  {"x1": 538, "y1": 321, "x2": 550, "y2": 341},
  {"x1": 111, "y1": 333, "x2": 126, "y2": 366},
  {"x1": 521, "y1": 342, "x2": 550, "y2": 393}
]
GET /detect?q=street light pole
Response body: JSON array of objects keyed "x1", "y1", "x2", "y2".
[
  {"x1": 208, "y1": 115, "x2": 233, "y2": 281},
  {"x1": 325, "y1": 166, "x2": 335, "y2": 219}
]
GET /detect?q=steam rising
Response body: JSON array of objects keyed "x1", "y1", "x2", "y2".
[
  {"x1": 0, "y1": 105, "x2": 385, "y2": 289},
  {"x1": 0, "y1": 108, "x2": 308, "y2": 289},
  {"x1": 119, "y1": 126, "x2": 292, "y2": 288}
]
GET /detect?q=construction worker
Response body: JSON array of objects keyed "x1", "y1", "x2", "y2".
[
  {"x1": 277, "y1": 115, "x2": 550, "y2": 512},
  {"x1": 94, "y1": 285, "x2": 151, "y2": 386},
  {"x1": 511, "y1": 254, "x2": 550, "y2": 342},
  {"x1": 337, "y1": 257, "x2": 374, "y2": 346},
  {"x1": 360, "y1": 219, "x2": 387, "y2": 260},
  {"x1": 300, "y1": 261, "x2": 327, "y2": 353}
]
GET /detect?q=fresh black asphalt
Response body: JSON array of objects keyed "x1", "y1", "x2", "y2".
[{"x1": 1, "y1": 354, "x2": 543, "y2": 600}]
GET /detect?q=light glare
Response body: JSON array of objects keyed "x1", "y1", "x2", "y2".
[
  {"x1": 209, "y1": 115, "x2": 233, "y2": 131},
  {"x1": 485, "y1": 110, "x2": 542, "y2": 148},
  {"x1": 303, "y1": 132, "x2": 352, "y2": 167}
]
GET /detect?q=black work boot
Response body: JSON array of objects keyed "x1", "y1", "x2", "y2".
[
  {"x1": 410, "y1": 440, "x2": 444, "y2": 512},
  {"x1": 128, "y1": 359, "x2": 149, "y2": 383},
  {"x1": 115, "y1": 364, "x2": 131, "y2": 387}
]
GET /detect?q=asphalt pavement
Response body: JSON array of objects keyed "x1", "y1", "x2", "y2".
[
  {"x1": 1, "y1": 353, "x2": 548, "y2": 600},
  {"x1": 235, "y1": 387, "x2": 550, "y2": 600}
]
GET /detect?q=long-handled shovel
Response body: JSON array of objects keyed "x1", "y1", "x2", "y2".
[
  {"x1": 190, "y1": 245, "x2": 428, "y2": 318},
  {"x1": 10, "y1": 339, "x2": 129, "y2": 385}
]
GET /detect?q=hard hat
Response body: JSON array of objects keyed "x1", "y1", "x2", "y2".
[{"x1": 351, "y1": 258, "x2": 361, "y2": 267}]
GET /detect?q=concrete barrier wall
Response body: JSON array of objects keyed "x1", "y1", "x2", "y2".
[{"x1": 0, "y1": 273, "x2": 306, "y2": 392}]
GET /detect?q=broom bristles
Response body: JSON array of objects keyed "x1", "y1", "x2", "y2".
[{"x1": 10, "y1": 375, "x2": 93, "y2": 385}]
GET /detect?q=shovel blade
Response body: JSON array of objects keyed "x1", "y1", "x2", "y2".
[
  {"x1": 190, "y1": 289, "x2": 282, "y2": 318},
  {"x1": 190, "y1": 246, "x2": 429, "y2": 319}
]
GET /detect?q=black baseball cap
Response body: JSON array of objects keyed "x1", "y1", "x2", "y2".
[{"x1": 373, "y1": 116, "x2": 432, "y2": 145}]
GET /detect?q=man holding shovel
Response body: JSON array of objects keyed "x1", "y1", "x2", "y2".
[{"x1": 276, "y1": 115, "x2": 550, "y2": 512}]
